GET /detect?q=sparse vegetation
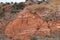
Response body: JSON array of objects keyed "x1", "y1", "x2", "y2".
[
  {"x1": 0, "y1": 13, "x2": 5, "y2": 19},
  {"x1": 13, "y1": 2, "x2": 25, "y2": 10},
  {"x1": 31, "y1": 36, "x2": 37, "y2": 40},
  {"x1": 0, "y1": 9, "x2": 5, "y2": 19}
]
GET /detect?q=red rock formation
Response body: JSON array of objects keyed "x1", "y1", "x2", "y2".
[
  {"x1": 48, "y1": 20, "x2": 60, "y2": 34},
  {"x1": 4, "y1": 3, "x2": 60, "y2": 40},
  {"x1": 5, "y1": 10, "x2": 51, "y2": 40},
  {"x1": 35, "y1": 21, "x2": 51, "y2": 37}
]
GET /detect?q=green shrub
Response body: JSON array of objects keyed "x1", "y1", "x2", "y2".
[
  {"x1": 31, "y1": 36, "x2": 37, "y2": 40},
  {"x1": 13, "y1": 2, "x2": 25, "y2": 10}
]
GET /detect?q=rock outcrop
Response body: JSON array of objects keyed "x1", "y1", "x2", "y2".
[
  {"x1": 5, "y1": 4, "x2": 60, "y2": 40},
  {"x1": 0, "y1": 0, "x2": 59, "y2": 40}
]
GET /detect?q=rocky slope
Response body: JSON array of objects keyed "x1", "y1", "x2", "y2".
[
  {"x1": 0, "y1": 0, "x2": 60, "y2": 40},
  {"x1": 4, "y1": 4, "x2": 60, "y2": 40}
]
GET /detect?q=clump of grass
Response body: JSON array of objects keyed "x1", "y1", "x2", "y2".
[{"x1": 31, "y1": 36, "x2": 37, "y2": 40}]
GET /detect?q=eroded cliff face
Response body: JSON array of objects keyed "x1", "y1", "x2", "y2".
[
  {"x1": 0, "y1": 0, "x2": 60, "y2": 40},
  {"x1": 4, "y1": 4, "x2": 60, "y2": 40}
]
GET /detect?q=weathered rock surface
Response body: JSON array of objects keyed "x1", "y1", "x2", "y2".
[
  {"x1": 5, "y1": 7, "x2": 52, "y2": 40},
  {"x1": 4, "y1": 4, "x2": 60, "y2": 40}
]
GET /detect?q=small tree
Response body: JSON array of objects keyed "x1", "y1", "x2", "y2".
[{"x1": 13, "y1": 2, "x2": 25, "y2": 10}]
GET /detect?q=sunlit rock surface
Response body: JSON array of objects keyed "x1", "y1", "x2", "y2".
[
  {"x1": 5, "y1": 4, "x2": 60, "y2": 40},
  {"x1": 0, "y1": 0, "x2": 60, "y2": 40}
]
